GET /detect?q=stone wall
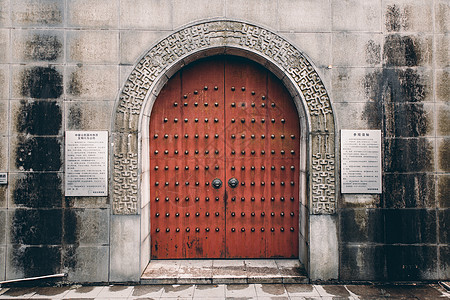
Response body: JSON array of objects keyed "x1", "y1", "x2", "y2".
[{"x1": 0, "y1": 0, "x2": 448, "y2": 282}]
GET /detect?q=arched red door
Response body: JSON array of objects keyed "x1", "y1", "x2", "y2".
[{"x1": 150, "y1": 56, "x2": 300, "y2": 259}]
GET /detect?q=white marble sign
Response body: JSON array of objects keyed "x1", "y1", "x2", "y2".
[
  {"x1": 341, "y1": 130, "x2": 382, "y2": 193},
  {"x1": 0, "y1": 172, "x2": 7, "y2": 184},
  {"x1": 65, "y1": 131, "x2": 108, "y2": 196}
]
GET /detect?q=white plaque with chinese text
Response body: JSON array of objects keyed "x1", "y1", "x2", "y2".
[
  {"x1": 341, "y1": 130, "x2": 382, "y2": 193},
  {"x1": 65, "y1": 131, "x2": 108, "y2": 196}
]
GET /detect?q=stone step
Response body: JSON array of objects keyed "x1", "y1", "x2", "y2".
[{"x1": 140, "y1": 259, "x2": 308, "y2": 285}]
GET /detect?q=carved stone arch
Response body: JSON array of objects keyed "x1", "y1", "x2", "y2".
[
  {"x1": 112, "y1": 19, "x2": 336, "y2": 216},
  {"x1": 110, "y1": 19, "x2": 338, "y2": 281}
]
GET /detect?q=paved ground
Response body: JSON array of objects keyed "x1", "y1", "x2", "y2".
[
  {"x1": 0, "y1": 283, "x2": 449, "y2": 299},
  {"x1": 141, "y1": 259, "x2": 307, "y2": 284}
]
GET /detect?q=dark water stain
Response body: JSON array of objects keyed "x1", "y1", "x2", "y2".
[
  {"x1": 13, "y1": 173, "x2": 62, "y2": 208},
  {"x1": 340, "y1": 209, "x2": 384, "y2": 243},
  {"x1": 340, "y1": 245, "x2": 385, "y2": 281},
  {"x1": 15, "y1": 136, "x2": 62, "y2": 171},
  {"x1": 385, "y1": 5, "x2": 402, "y2": 32},
  {"x1": 68, "y1": 70, "x2": 82, "y2": 96},
  {"x1": 362, "y1": 67, "x2": 427, "y2": 132},
  {"x1": 383, "y1": 174, "x2": 435, "y2": 208},
  {"x1": 439, "y1": 210, "x2": 450, "y2": 244},
  {"x1": 385, "y1": 4, "x2": 410, "y2": 32},
  {"x1": 11, "y1": 209, "x2": 62, "y2": 245},
  {"x1": 25, "y1": 34, "x2": 62, "y2": 61},
  {"x1": 385, "y1": 209, "x2": 436, "y2": 244},
  {"x1": 16, "y1": 100, "x2": 62, "y2": 135},
  {"x1": 21, "y1": 67, "x2": 63, "y2": 99},
  {"x1": 438, "y1": 176, "x2": 450, "y2": 208},
  {"x1": 384, "y1": 35, "x2": 419, "y2": 67},
  {"x1": 68, "y1": 105, "x2": 82, "y2": 129},
  {"x1": 63, "y1": 209, "x2": 79, "y2": 245},
  {"x1": 384, "y1": 103, "x2": 429, "y2": 137},
  {"x1": 384, "y1": 138, "x2": 434, "y2": 173},
  {"x1": 365, "y1": 40, "x2": 381, "y2": 65},
  {"x1": 385, "y1": 245, "x2": 437, "y2": 280},
  {"x1": 439, "y1": 138, "x2": 450, "y2": 172},
  {"x1": 438, "y1": 105, "x2": 450, "y2": 135},
  {"x1": 12, "y1": 245, "x2": 61, "y2": 278}
]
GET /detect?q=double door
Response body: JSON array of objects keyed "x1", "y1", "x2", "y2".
[{"x1": 150, "y1": 56, "x2": 299, "y2": 258}]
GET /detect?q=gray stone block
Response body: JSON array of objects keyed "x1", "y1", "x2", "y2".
[
  {"x1": 437, "y1": 103, "x2": 450, "y2": 136},
  {"x1": 309, "y1": 214, "x2": 338, "y2": 280},
  {"x1": 279, "y1": 0, "x2": 331, "y2": 32},
  {"x1": 65, "y1": 196, "x2": 109, "y2": 209},
  {"x1": 0, "y1": 0, "x2": 10, "y2": 27},
  {"x1": 67, "y1": 0, "x2": 119, "y2": 28},
  {"x1": 383, "y1": 0, "x2": 433, "y2": 33},
  {"x1": 9, "y1": 135, "x2": 63, "y2": 172},
  {"x1": 332, "y1": 68, "x2": 379, "y2": 103},
  {"x1": 436, "y1": 1, "x2": 450, "y2": 33},
  {"x1": 173, "y1": 0, "x2": 224, "y2": 29},
  {"x1": 0, "y1": 102, "x2": 8, "y2": 135},
  {"x1": 11, "y1": 65, "x2": 64, "y2": 100},
  {"x1": 383, "y1": 34, "x2": 433, "y2": 68},
  {"x1": 10, "y1": 100, "x2": 63, "y2": 135},
  {"x1": 0, "y1": 186, "x2": 6, "y2": 208},
  {"x1": 64, "y1": 245, "x2": 109, "y2": 283},
  {"x1": 110, "y1": 215, "x2": 141, "y2": 282},
  {"x1": 436, "y1": 70, "x2": 450, "y2": 103},
  {"x1": 334, "y1": 102, "x2": 380, "y2": 130},
  {"x1": 226, "y1": 0, "x2": 278, "y2": 31},
  {"x1": 0, "y1": 246, "x2": 4, "y2": 280},
  {"x1": 65, "y1": 101, "x2": 114, "y2": 131},
  {"x1": 11, "y1": 29, "x2": 64, "y2": 63},
  {"x1": 0, "y1": 29, "x2": 9, "y2": 63},
  {"x1": 384, "y1": 138, "x2": 435, "y2": 173},
  {"x1": 438, "y1": 175, "x2": 450, "y2": 208},
  {"x1": 11, "y1": 0, "x2": 64, "y2": 27},
  {"x1": 436, "y1": 34, "x2": 450, "y2": 68},
  {"x1": 332, "y1": 0, "x2": 381, "y2": 32},
  {"x1": 66, "y1": 65, "x2": 119, "y2": 100},
  {"x1": 67, "y1": 30, "x2": 119, "y2": 64},
  {"x1": 332, "y1": 33, "x2": 382, "y2": 67},
  {"x1": 0, "y1": 65, "x2": 9, "y2": 99},
  {"x1": 285, "y1": 33, "x2": 332, "y2": 68},
  {"x1": 437, "y1": 137, "x2": 450, "y2": 172},
  {"x1": 120, "y1": 0, "x2": 173, "y2": 30},
  {"x1": 340, "y1": 209, "x2": 384, "y2": 243},
  {"x1": 0, "y1": 209, "x2": 5, "y2": 244},
  {"x1": 72, "y1": 209, "x2": 109, "y2": 245},
  {"x1": 341, "y1": 194, "x2": 381, "y2": 208},
  {"x1": 384, "y1": 102, "x2": 434, "y2": 137},
  {"x1": 340, "y1": 245, "x2": 385, "y2": 281},
  {"x1": 120, "y1": 31, "x2": 166, "y2": 65}
]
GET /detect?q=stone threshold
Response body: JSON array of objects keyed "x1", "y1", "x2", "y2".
[{"x1": 140, "y1": 259, "x2": 308, "y2": 285}]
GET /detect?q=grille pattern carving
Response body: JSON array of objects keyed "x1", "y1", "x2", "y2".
[
  {"x1": 113, "y1": 20, "x2": 336, "y2": 215},
  {"x1": 113, "y1": 152, "x2": 138, "y2": 214}
]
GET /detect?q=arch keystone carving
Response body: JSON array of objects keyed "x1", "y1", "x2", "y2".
[{"x1": 112, "y1": 20, "x2": 336, "y2": 215}]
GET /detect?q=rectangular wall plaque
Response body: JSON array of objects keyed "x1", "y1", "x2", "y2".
[
  {"x1": 0, "y1": 173, "x2": 7, "y2": 185},
  {"x1": 341, "y1": 130, "x2": 382, "y2": 194},
  {"x1": 65, "y1": 131, "x2": 108, "y2": 196}
]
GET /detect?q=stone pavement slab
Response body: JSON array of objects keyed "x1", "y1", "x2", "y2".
[
  {"x1": 0, "y1": 283, "x2": 448, "y2": 299},
  {"x1": 141, "y1": 259, "x2": 307, "y2": 285}
]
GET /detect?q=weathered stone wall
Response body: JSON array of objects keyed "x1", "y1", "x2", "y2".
[{"x1": 0, "y1": 0, "x2": 447, "y2": 282}]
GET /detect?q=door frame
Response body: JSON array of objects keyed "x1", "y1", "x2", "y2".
[{"x1": 109, "y1": 19, "x2": 338, "y2": 282}]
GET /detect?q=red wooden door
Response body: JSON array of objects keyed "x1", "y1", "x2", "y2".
[{"x1": 150, "y1": 56, "x2": 299, "y2": 259}]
